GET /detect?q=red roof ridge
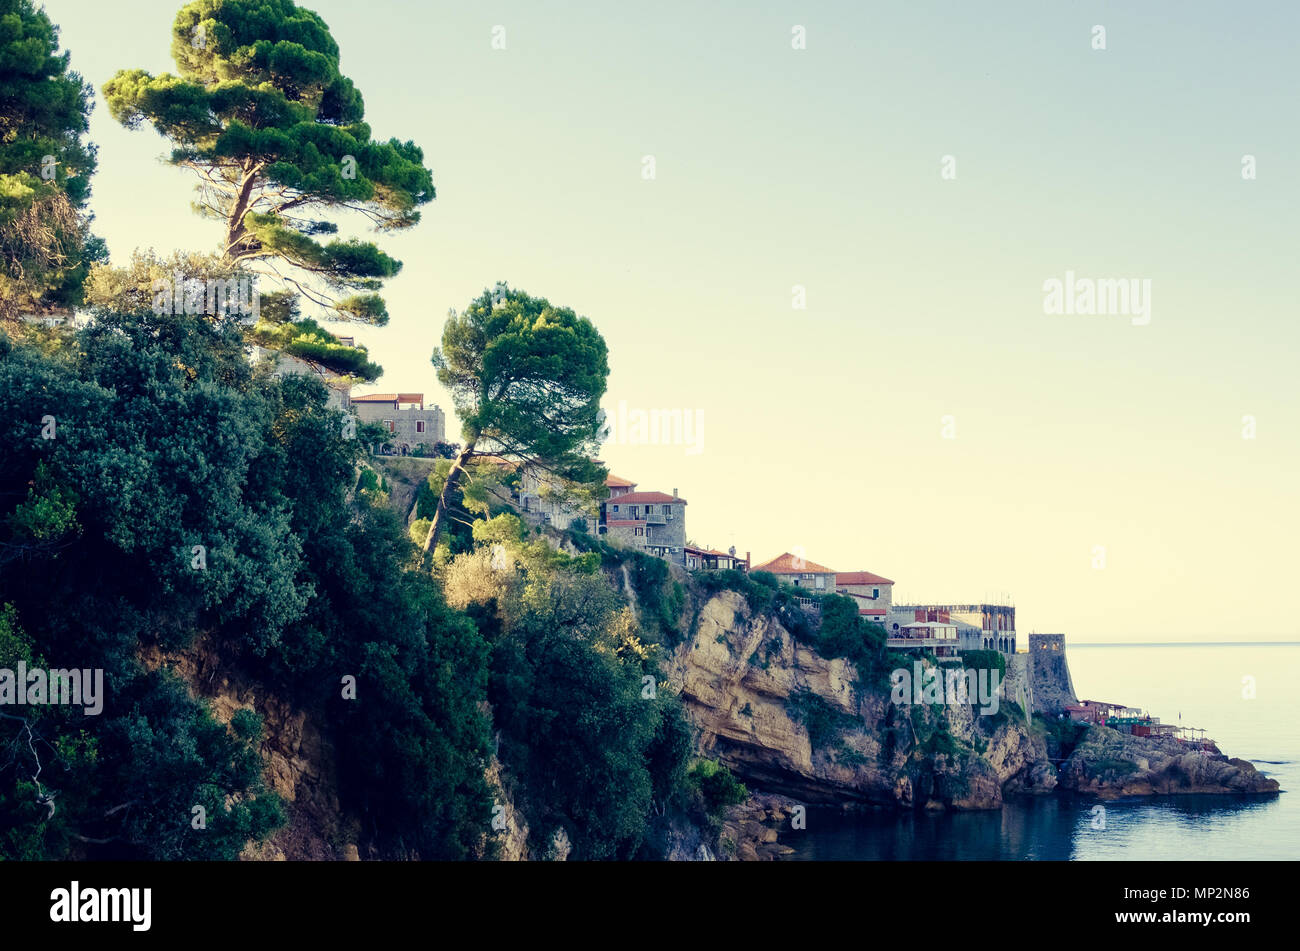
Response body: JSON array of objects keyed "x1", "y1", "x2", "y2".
[
  {"x1": 836, "y1": 570, "x2": 895, "y2": 586},
  {"x1": 608, "y1": 491, "x2": 686, "y2": 504},
  {"x1": 751, "y1": 552, "x2": 836, "y2": 575}
]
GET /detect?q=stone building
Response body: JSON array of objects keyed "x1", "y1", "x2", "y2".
[
  {"x1": 251, "y1": 345, "x2": 352, "y2": 409},
  {"x1": 605, "y1": 474, "x2": 637, "y2": 499},
  {"x1": 1027, "y1": 633, "x2": 1078, "y2": 715},
  {"x1": 750, "y1": 552, "x2": 837, "y2": 593},
  {"x1": 889, "y1": 603, "x2": 1017, "y2": 654},
  {"x1": 599, "y1": 489, "x2": 687, "y2": 563},
  {"x1": 836, "y1": 570, "x2": 894, "y2": 621},
  {"x1": 515, "y1": 466, "x2": 598, "y2": 531},
  {"x1": 349, "y1": 393, "x2": 445, "y2": 452}
]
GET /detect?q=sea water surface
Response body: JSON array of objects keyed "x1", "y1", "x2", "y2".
[{"x1": 782, "y1": 643, "x2": 1297, "y2": 860}]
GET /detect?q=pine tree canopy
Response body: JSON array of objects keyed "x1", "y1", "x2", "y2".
[
  {"x1": 103, "y1": 0, "x2": 434, "y2": 334},
  {"x1": 0, "y1": 0, "x2": 103, "y2": 323}
]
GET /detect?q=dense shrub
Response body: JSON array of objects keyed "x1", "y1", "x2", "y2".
[
  {"x1": 685, "y1": 759, "x2": 748, "y2": 818},
  {"x1": 0, "y1": 313, "x2": 495, "y2": 859}
]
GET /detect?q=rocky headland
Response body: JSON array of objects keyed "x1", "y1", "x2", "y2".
[{"x1": 664, "y1": 588, "x2": 1280, "y2": 858}]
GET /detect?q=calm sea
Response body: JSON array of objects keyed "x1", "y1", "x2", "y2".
[{"x1": 782, "y1": 643, "x2": 1297, "y2": 860}]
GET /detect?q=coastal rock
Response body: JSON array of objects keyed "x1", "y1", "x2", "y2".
[
  {"x1": 1060, "y1": 726, "x2": 1280, "y2": 798},
  {"x1": 717, "y1": 792, "x2": 801, "y2": 860}
]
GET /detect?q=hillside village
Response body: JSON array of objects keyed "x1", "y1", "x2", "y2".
[
  {"x1": 317, "y1": 378, "x2": 1220, "y2": 753},
  {"x1": 338, "y1": 386, "x2": 1022, "y2": 653}
]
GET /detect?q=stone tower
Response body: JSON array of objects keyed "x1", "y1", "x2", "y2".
[{"x1": 1028, "y1": 633, "x2": 1078, "y2": 715}]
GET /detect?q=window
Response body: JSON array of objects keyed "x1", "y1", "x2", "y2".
[
  {"x1": 416, "y1": 420, "x2": 425, "y2": 433},
  {"x1": 815, "y1": 576, "x2": 825, "y2": 589},
  {"x1": 630, "y1": 506, "x2": 639, "y2": 517},
  {"x1": 612, "y1": 505, "x2": 619, "y2": 513},
  {"x1": 663, "y1": 505, "x2": 671, "y2": 515},
  {"x1": 872, "y1": 588, "x2": 880, "y2": 599},
  {"x1": 383, "y1": 419, "x2": 395, "y2": 433},
  {"x1": 635, "y1": 528, "x2": 643, "y2": 537}
]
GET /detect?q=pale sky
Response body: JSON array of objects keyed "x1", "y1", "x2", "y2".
[{"x1": 46, "y1": 0, "x2": 1300, "y2": 642}]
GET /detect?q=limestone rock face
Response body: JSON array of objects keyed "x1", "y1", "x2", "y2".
[
  {"x1": 1060, "y1": 726, "x2": 1281, "y2": 798},
  {"x1": 485, "y1": 756, "x2": 530, "y2": 861},
  {"x1": 665, "y1": 592, "x2": 1053, "y2": 812}
]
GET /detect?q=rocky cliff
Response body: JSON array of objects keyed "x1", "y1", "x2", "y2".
[
  {"x1": 143, "y1": 575, "x2": 1280, "y2": 861},
  {"x1": 140, "y1": 640, "x2": 359, "y2": 861},
  {"x1": 665, "y1": 591, "x2": 1056, "y2": 815}
]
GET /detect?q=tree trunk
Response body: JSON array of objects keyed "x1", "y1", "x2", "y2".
[
  {"x1": 421, "y1": 442, "x2": 475, "y2": 560},
  {"x1": 223, "y1": 162, "x2": 263, "y2": 263}
]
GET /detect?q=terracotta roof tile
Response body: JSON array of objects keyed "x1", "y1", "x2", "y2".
[
  {"x1": 836, "y1": 571, "x2": 895, "y2": 587},
  {"x1": 351, "y1": 392, "x2": 425, "y2": 404},
  {"x1": 751, "y1": 552, "x2": 836, "y2": 575},
  {"x1": 608, "y1": 492, "x2": 685, "y2": 505}
]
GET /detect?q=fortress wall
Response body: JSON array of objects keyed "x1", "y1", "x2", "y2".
[
  {"x1": 1028, "y1": 633, "x2": 1078, "y2": 715},
  {"x1": 1003, "y1": 653, "x2": 1034, "y2": 716}
]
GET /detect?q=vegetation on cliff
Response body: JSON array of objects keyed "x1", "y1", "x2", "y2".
[
  {"x1": 0, "y1": 0, "x2": 105, "y2": 326},
  {"x1": 0, "y1": 305, "x2": 494, "y2": 858}
]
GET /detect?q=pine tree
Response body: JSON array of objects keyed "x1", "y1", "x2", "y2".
[
  {"x1": 0, "y1": 0, "x2": 103, "y2": 326},
  {"x1": 103, "y1": 0, "x2": 434, "y2": 381},
  {"x1": 422, "y1": 284, "x2": 609, "y2": 557}
]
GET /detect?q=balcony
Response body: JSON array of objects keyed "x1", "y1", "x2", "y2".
[
  {"x1": 644, "y1": 513, "x2": 666, "y2": 524},
  {"x1": 887, "y1": 637, "x2": 960, "y2": 651}
]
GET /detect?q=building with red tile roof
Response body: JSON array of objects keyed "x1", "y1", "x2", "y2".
[
  {"x1": 750, "y1": 552, "x2": 837, "y2": 592},
  {"x1": 836, "y1": 570, "x2": 894, "y2": 588},
  {"x1": 599, "y1": 485, "x2": 687, "y2": 564},
  {"x1": 349, "y1": 392, "x2": 445, "y2": 450},
  {"x1": 836, "y1": 569, "x2": 895, "y2": 617}
]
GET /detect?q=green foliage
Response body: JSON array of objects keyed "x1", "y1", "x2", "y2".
[
  {"x1": 1033, "y1": 714, "x2": 1089, "y2": 759},
  {"x1": 5, "y1": 460, "x2": 79, "y2": 544},
  {"x1": 249, "y1": 316, "x2": 381, "y2": 382},
  {"x1": 569, "y1": 535, "x2": 686, "y2": 645},
  {"x1": 102, "y1": 0, "x2": 434, "y2": 374},
  {"x1": 0, "y1": 307, "x2": 494, "y2": 859},
  {"x1": 0, "y1": 0, "x2": 104, "y2": 324},
  {"x1": 489, "y1": 593, "x2": 668, "y2": 859},
  {"x1": 410, "y1": 440, "x2": 458, "y2": 459},
  {"x1": 448, "y1": 518, "x2": 692, "y2": 859},
  {"x1": 421, "y1": 284, "x2": 610, "y2": 554},
  {"x1": 788, "y1": 688, "x2": 856, "y2": 751},
  {"x1": 692, "y1": 568, "x2": 818, "y2": 645},
  {"x1": 685, "y1": 759, "x2": 748, "y2": 818},
  {"x1": 919, "y1": 728, "x2": 961, "y2": 758},
  {"x1": 959, "y1": 649, "x2": 1006, "y2": 677},
  {"x1": 834, "y1": 744, "x2": 868, "y2": 767},
  {"x1": 435, "y1": 284, "x2": 607, "y2": 459},
  {"x1": 814, "y1": 594, "x2": 891, "y2": 690}
]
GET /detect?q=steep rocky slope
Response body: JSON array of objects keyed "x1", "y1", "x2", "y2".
[
  {"x1": 664, "y1": 590, "x2": 1056, "y2": 813},
  {"x1": 140, "y1": 641, "x2": 359, "y2": 861}
]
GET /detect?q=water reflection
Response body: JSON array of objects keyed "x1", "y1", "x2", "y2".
[{"x1": 780, "y1": 793, "x2": 1282, "y2": 861}]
